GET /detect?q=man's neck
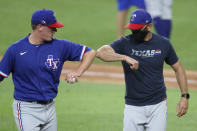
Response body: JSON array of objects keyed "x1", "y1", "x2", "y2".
[
  {"x1": 144, "y1": 32, "x2": 152, "y2": 42},
  {"x1": 28, "y1": 32, "x2": 43, "y2": 45}
]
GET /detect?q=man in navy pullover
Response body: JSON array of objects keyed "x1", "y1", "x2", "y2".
[{"x1": 96, "y1": 9, "x2": 189, "y2": 131}]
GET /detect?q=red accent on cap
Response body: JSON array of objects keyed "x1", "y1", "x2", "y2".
[
  {"x1": 48, "y1": 22, "x2": 64, "y2": 28},
  {"x1": 124, "y1": 23, "x2": 145, "y2": 30}
]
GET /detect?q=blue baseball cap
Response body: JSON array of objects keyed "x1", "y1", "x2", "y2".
[
  {"x1": 31, "y1": 9, "x2": 64, "y2": 28},
  {"x1": 125, "y1": 9, "x2": 152, "y2": 30}
]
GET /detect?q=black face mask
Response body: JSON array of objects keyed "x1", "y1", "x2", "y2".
[{"x1": 131, "y1": 27, "x2": 149, "y2": 43}]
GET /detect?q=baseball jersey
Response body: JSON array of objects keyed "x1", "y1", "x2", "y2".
[
  {"x1": 0, "y1": 35, "x2": 91, "y2": 102},
  {"x1": 110, "y1": 33, "x2": 178, "y2": 106}
]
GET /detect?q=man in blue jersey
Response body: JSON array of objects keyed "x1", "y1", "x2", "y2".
[
  {"x1": 0, "y1": 9, "x2": 96, "y2": 131},
  {"x1": 96, "y1": 9, "x2": 189, "y2": 131},
  {"x1": 117, "y1": 0, "x2": 146, "y2": 38}
]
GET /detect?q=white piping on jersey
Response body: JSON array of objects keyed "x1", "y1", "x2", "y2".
[
  {"x1": 80, "y1": 46, "x2": 87, "y2": 60},
  {"x1": 0, "y1": 70, "x2": 8, "y2": 77}
]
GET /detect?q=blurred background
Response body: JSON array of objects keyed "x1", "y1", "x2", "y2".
[{"x1": 0, "y1": 0, "x2": 196, "y2": 69}]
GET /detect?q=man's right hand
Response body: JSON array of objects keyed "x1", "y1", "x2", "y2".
[{"x1": 124, "y1": 56, "x2": 139, "y2": 70}]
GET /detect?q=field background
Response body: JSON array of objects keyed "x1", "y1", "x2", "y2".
[
  {"x1": 0, "y1": 0, "x2": 197, "y2": 130},
  {"x1": 0, "y1": 0, "x2": 197, "y2": 69}
]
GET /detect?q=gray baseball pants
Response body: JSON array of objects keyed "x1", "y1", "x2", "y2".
[
  {"x1": 13, "y1": 99, "x2": 57, "y2": 131},
  {"x1": 123, "y1": 100, "x2": 167, "y2": 131}
]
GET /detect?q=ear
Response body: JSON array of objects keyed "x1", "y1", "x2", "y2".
[
  {"x1": 147, "y1": 24, "x2": 152, "y2": 31},
  {"x1": 36, "y1": 24, "x2": 43, "y2": 31}
]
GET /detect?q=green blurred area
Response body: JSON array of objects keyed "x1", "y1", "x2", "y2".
[
  {"x1": 0, "y1": 78, "x2": 197, "y2": 131},
  {"x1": 0, "y1": 0, "x2": 196, "y2": 69}
]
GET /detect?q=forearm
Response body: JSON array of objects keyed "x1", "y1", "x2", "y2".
[
  {"x1": 175, "y1": 65, "x2": 188, "y2": 94},
  {"x1": 96, "y1": 45, "x2": 126, "y2": 62},
  {"x1": 96, "y1": 45, "x2": 139, "y2": 70},
  {"x1": 172, "y1": 61, "x2": 188, "y2": 94},
  {"x1": 97, "y1": 51, "x2": 126, "y2": 62},
  {"x1": 76, "y1": 50, "x2": 96, "y2": 76}
]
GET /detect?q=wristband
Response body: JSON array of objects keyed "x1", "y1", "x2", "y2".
[{"x1": 181, "y1": 93, "x2": 190, "y2": 99}]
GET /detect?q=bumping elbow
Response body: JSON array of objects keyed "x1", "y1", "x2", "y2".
[
  {"x1": 96, "y1": 51, "x2": 109, "y2": 62},
  {"x1": 96, "y1": 45, "x2": 111, "y2": 61},
  {"x1": 96, "y1": 50, "x2": 102, "y2": 58},
  {"x1": 96, "y1": 45, "x2": 107, "y2": 58}
]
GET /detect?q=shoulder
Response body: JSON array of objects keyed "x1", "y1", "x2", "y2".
[
  {"x1": 111, "y1": 34, "x2": 132, "y2": 45},
  {"x1": 7, "y1": 36, "x2": 28, "y2": 51},
  {"x1": 151, "y1": 33, "x2": 172, "y2": 48},
  {"x1": 152, "y1": 33, "x2": 171, "y2": 44},
  {"x1": 53, "y1": 38, "x2": 80, "y2": 46},
  {"x1": 110, "y1": 34, "x2": 133, "y2": 53},
  {"x1": 121, "y1": 34, "x2": 133, "y2": 42},
  {"x1": 52, "y1": 38, "x2": 89, "y2": 51},
  {"x1": 53, "y1": 38, "x2": 71, "y2": 44}
]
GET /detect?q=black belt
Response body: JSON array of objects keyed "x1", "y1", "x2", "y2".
[{"x1": 28, "y1": 99, "x2": 53, "y2": 105}]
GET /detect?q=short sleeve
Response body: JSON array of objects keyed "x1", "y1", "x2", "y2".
[
  {"x1": 110, "y1": 38, "x2": 124, "y2": 54},
  {"x1": 62, "y1": 40, "x2": 92, "y2": 61},
  {"x1": 0, "y1": 45, "x2": 15, "y2": 78},
  {"x1": 165, "y1": 42, "x2": 178, "y2": 65}
]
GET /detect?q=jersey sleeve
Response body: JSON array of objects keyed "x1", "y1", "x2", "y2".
[
  {"x1": 165, "y1": 41, "x2": 178, "y2": 65},
  {"x1": 0, "y1": 45, "x2": 15, "y2": 80},
  {"x1": 109, "y1": 38, "x2": 124, "y2": 54},
  {"x1": 62, "y1": 40, "x2": 92, "y2": 61}
]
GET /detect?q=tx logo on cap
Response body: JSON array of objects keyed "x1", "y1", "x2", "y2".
[
  {"x1": 41, "y1": 20, "x2": 46, "y2": 24},
  {"x1": 131, "y1": 14, "x2": 136, "y2": 22}
]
